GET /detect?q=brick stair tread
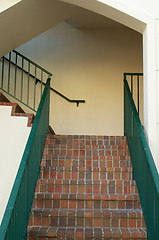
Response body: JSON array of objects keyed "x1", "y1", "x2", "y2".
[
  {"x1": 34, "y1": 193, "x2": 140, "y2": 201},
  {"x1": 52, "y1": 145, "x2": 128, "y2": 150},
  {"x1": 46, "y1": 155, "x2": 131, "y2": 160},
  {"x1": 27, "y1": 226, "x2": 147, "y2": 239},
  {"x1": 51, "y1": 152, "x2": 129, "y2": 158},
  {"x1": 0, "y1": 101, "x2": 35, "y2": 127},
  {"x1": 0, "y1": 102, "x2": 25, "y2": 112},
  {"x1": 35, "y1": 180, "x2": 138, "y2": 193},
  {"x1": 45, "y1": 159, "x2": 132, "y2": 166},
  {"x1": 45, "y1": 156, "x2": 131, "y2": 160},
  {"x1": 40, "y1": 170, "x2": 133, "y2": 181},
  {"x1": 50, "y1": 135, "x2": 127, "y2": 140},
  {"x1": 37, "y1": 179, "x2": 137, "y2": 185},
  {"x1": 29, "y1": 209, "x2": 145, "y2": 230},
  {"x1": 30, "y1": 208, "x2": 144, "y2": 217},
  {"x1": 47, "y1": 156, "x2": 130, "y2": 161},
  {"x1": 43, "y1": 159, "x2": 132, "y2": 168},
  {"x1": 40, "y1": 166, "x2": 132, "y2": 172}
]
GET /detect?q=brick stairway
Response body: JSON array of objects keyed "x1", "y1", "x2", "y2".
[{"x1": 27, "y1": 133, "x2": 147, "y2": 239}]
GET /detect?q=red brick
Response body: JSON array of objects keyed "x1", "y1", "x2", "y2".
[
  {"x1": 61, "y1": 200, "x2": 68, "y2": 208},
  {"x1": 69, "y1": 200, "x2": 76, "y2": 209},
  {"x1": 34, "y1": 217, "x2": 41, "y2": 226},
  {"x1": 94, "y1": 218, "x2": 101, "y2": 227}
]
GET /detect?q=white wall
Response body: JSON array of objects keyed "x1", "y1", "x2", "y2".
[
  {"x1": 17, "y1": 22, "x2": 143, "y2": 135},
  {"x1": 0, "y1": 106, "x2": 31, "y2": 224},
  {"x1": 98, "y1": 0, "x2": 159, "y2": 18}
]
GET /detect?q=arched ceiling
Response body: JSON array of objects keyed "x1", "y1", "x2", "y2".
[{"x1": 66, "y1": 8, "x2": 127, "y2": 29}]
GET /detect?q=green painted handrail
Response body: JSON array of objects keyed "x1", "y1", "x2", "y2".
[
  {"x1": 1, "y1": 51, "x2": 86, "y2": 107},
  {"x1": 123, "y1": 72, "x2": 143, "y2": 116},
  {"x1": 13, "y1": 50, "x2": 52, "y2": 76},
  {"x1": 0, "y1": 77, "x2": 50, "y2": 240},
  {"x1": 124, "y1": 73, "x2": 159, "y2": 240}
]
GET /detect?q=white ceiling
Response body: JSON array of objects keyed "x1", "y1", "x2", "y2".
[{"x1": 66, "y1": 8, "x2": 127, "y2": 29}]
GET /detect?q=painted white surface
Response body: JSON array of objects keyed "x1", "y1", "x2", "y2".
[
  {"x1": 143, "y1": 21, "x2": 158, "y2": 164},
  {"x1": 157, "y1": 71, "x2": 159, "y2": 171},
  {"x1": 98, "y1": 0, "x2": 159, "y2": 19},
  {"x1": 157, "y1": 21, "x2": 159, "y2": 71},
  {"x1": 17, "y1": 22, "x2": 143, "y2": 136},
  {"x1": 0, "y1": 106, "x2": 31, "y2": 224}
]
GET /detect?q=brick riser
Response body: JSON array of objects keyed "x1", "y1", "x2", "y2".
[{"x1": 27, "y1": 134, "x2": 147, "y2": 239}]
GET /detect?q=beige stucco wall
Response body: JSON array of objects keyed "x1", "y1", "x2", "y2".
[
  {"x1": 16, "y1": 22, "x2": 143, "y2": 135},
  {"x1": 61, "y1": 0, "x2": 159, "y2": 169}
]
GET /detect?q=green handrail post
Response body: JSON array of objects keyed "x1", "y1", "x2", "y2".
[
  {"x1": 41, "y1": 70, "x2": 43, "y2": 97},
  {"x1": 137, "y1": 74, "x2": 139, "y2": 115},
  {"x1": 124, "y1": 72, "x2": 159, "y2": 239},
  {"x1": 1, "y1": 57, "x2": 4, "y2": 89},
  {"x1": 34, "y1": 66, "x2": 37, "y2": 109},
  {"x1": 14, "y1": 53, "x2": 17, "y2": 97},
  {"x1": 7, "y1": 52, "x2": 11, "y2": 93},
  {"x1": 27, "y1": 62, "x2": 30, "y2": 106},
  {"x1": 131, "y1": 74, "x2": 133, "y2": 97},
  {"x1": 13, "y1": 49, "x2": 52, "y2": 75},
  {"x1": 21, "y1": 57, "x2": 24, "y2": 101},
  {"x1": 0, "y1": 77, "x2": 51, "y2": 240}
]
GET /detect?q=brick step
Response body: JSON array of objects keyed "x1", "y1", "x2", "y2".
[
  {"x1": 50, "y1": 149, "x2": 129, "y2": 158},
  {"x1": 49, "y1": 135, "x2": 127, "y2": 141},
  {"x1": 0, "y1": 94, "x2": 55, "y2": 132},
  {"x1": 29, "y1": 208, "x2": 145, "y2": 229},
  {"x1": 27, "y1": 226, "x2": 147, "y2": 239},
  {"x1": 0, "y1": 101, "x2": 35, "y2": 126},
  {"x1": 40, "y1": 169, "x2": 133, "y2": 181},
  {"x1": 32, "y1": 193, "x2": 141, "y2": 210},
  {"x1": 0, "y1": 101, "x2": 25, "y2": 113},
  {"x1": 43, "y1": 158, "x2": 132, "y2": 168},
  {"x1": 43, "y1": 154, "x2": 131, "y2": 160},
  {"x1": 36, "y1": 179, "x2": 137, "y2": 185},
  {"x1": 43, "y1": 155, "x2": 130, "y2": 161},
  {"x1": 50, "y1": 144, "x2": 128, "y2": 150},
  {"x1": 49, "y1": 137, "x2": 127, "y2": 143},
  {"x1": 40, "y1": 166, "x2": 132, "y2": 172},
  {"x1": 35, "y1": 180, "x2": 138, "y2": 195}
]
